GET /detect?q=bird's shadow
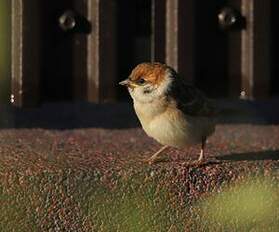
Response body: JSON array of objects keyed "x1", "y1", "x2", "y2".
[{"x1": 217, "y1": 150, "x2": 279, "y2": 162}]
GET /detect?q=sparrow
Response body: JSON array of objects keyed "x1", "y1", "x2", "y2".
[{"x1": 119, "y1": 62, "x2": 216, "y2": 165}]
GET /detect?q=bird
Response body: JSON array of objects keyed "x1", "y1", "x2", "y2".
[{"x1": 119, "y1": 62, "x2": 216, "y2": 165}]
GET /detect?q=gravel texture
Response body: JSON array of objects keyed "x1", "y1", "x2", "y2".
[{"x1": 0, "y1": 100, "x2": 279, "y2": 231}]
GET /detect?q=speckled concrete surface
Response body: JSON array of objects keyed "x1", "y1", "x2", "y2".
[{"x1": 0, "y1": 101, "x2": 279, "y2": 231}]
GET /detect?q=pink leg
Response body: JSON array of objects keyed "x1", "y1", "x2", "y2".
[
  {"x1": 198, "y1": 137, "x2": 206, "y2": 161},
  {"x1": 145, "y1": 145, "x2": 169, "y2": 164}
]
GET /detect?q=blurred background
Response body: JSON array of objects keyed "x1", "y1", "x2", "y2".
[{"x1": 0, "y1": 0, "x2": 278, "y2": 107}]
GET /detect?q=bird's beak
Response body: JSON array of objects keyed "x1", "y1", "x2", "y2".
[
  {"x1": 119, "y1": 79, "x2": 129, "y2": 86},
  {"x1": 119, "y1": 79, "x2": 137, "y2": 88}
]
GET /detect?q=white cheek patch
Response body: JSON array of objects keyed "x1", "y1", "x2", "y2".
[
  {"x1": 155, "y1": 74, "x2": 172, "y2": 97},
  {"x1": 129, "y1": 86, "x2": 151, "y2": 102}
]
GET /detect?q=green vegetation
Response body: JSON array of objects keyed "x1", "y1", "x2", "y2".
[{"x1": 197, "y1": 177, "x2": 279, "y2": 231}]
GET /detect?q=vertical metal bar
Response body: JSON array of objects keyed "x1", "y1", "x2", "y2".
[
  {"x1": 166, "y1": 0, "x2": 195, "y2": 82},
  {"x1": 227, "y1": 0, "x2": 242, "y2": 98},
  {"x1": 240, "y1": 0, "x2": 271, "y2": 99},
  {"x1": 11, "y1": 0, "x2": 40, "y2": 107},
  {"x1": 166, "y1": 0, "x2": 178, "y2": 69},
  {"x1": 87, "y1": 0, "x2": 117, "y2": 102},
  {"x1": 151, "y1": 0, "x2": 166, "y2": 63},
  {"x1": 0, "y1": 0, "x2": 11, "y2": 103},
  {"x1": 72, "y1": 0, "x2": 88, "y2": 100}
]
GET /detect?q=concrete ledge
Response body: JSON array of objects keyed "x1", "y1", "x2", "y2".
[{"x1": 0, "y1": 100, "x2": 279, "y2": 231}]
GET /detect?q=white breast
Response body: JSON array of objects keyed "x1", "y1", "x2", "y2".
[{"x1": 134, "y1": 100, "x2": 215, "y2": 148}]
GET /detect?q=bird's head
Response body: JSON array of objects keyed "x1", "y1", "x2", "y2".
[{"x1": 119, "y1": 62, "x2": 175, "y2": 103}]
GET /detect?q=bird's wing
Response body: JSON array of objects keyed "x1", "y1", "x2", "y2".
[{"x1": 169, "y1": 80, "x2": 216, "y2": 117}]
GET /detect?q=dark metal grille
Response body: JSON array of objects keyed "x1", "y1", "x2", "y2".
[{"x1": 5, "y1": 0, "x2": 277, "y2": 107}]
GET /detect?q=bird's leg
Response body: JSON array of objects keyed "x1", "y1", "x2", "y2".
[
  {"x1": 183, "y1": 137, "x2": 207, "y2": 167},
  {"x1": 198, "y1": 137, "x2": 206, "y2": 162},
  {"x1": 145, "y1": 145, "x2": 169, "y2": 164},
  {"x1": 183, "y1": 137, "x2": 220, "y2": 167},
  {"x1": 191, "y1": 137, "x2": 220, "y2": 166}
]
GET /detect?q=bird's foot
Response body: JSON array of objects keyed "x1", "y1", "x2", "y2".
[
  {"x1": 143, "y1": 155, "x2": 169, "y2": 165},
  {"x1": 142, "y1": 145, "x2": 169, "y2": 165},
  {"x1": 182, "y1": 157, "x2": 221, "y2": 167}
]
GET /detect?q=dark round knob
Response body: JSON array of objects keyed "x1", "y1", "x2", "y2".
[
  {"x1": 218, "y1": 7, "x2": 241, "y2": 30},
  {"x1": 59, "y1": 10, "x2": 76, "y2": 31}
]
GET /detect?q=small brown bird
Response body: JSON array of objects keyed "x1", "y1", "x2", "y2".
[{"x1": 119, "y1": 62, "x2": 216, "y2": 165}]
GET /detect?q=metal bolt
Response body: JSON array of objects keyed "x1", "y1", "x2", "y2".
[
  {"x1": 218, "y1": 7, "x2": 241, "y2": 30},
  {"x1": 240, "y1": 91, "x2": 247, "y2": 99},
  {"x1": 59, "y1": 10, "x2": 76, "y2": 31},
  {"x1": 10, "y1": 94, "x2": 15, "y2": 103}
]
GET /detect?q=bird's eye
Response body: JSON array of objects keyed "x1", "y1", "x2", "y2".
[{"x1": 137, "y1": 78, "x2": 146, "y2": 85}]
